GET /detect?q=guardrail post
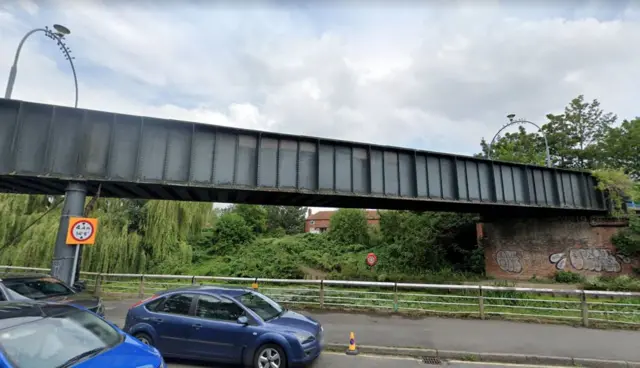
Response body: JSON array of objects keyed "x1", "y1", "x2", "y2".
[
  {"x1": 319, "y1": 280, "x2": 325, "y2": 308},
  {"x1": 393, "y1": 283, "x2": 398, "y2": 312},
  {"x1": 138, "y1": 275, "x2": 145, "y2": 298},
  {"x1": 479, "y1": 286, "x2": 485, "y2": 320},
  {"x1": 581, "y1": 291, "x2": 589, "y2": 327},
  {"x1": 191, "y1": 276, "x2": 196, "y2": 285},
  {"x1": 94, "y1": 273, "x2": 102, "y2": 297}
]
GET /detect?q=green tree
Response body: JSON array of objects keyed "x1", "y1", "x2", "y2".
[
  {"x1": 599, "y1": 118, "x2": 640, "y2": 180},
  {"x1": 231, "y1": 204, "x2": 267, "y2": 234},
  {"x1": 477, "y1": 125, "x2": 547, "y2": 165},
  {"x1": 328, "y1": 209, "x2": 369, "y2": 245},
  {"x1": 212, "y1": 212, "x2": 255, "y2": 252},
  {"x1": 542, "y1": 95, "x2": 616, "y2": 169},
  {"x1": 265, "y1": 206, "x2": 307, "y2": 235}
]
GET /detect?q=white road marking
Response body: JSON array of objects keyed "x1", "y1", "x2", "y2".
[
  {"x1": 324, "y1": 352, "x2": 419, "y2": 361},
  {"x1": 448, "y1": 360, "x2": 571, "y2": 368}
]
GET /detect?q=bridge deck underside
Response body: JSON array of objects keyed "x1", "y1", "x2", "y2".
[{"x1": 0, "y1": 99, "x2": 607, "y2": 215}]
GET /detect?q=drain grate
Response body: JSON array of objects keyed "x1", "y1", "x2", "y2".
[{"x1": 421, "y1": 356, "x2": 442, "y2": 365}]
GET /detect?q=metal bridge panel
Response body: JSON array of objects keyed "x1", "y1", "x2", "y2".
[
  {"x1": 165, "y1": 124, "x2": 191, "y2": 182},
  {"x1": 213, "y1": 132, "x2": 236, "y2": 185},
  {"x1": 440, "y1": 157, "x2": 455, "y2": 200},
  {"x1": 335, "y1": 145, "x2": 351, "y2": 192},
  {"x1": 190, "y1": 125, "x2": 216, "y2": 183},
  {"x1": 236, "y1": 134, "x2": 257, "y2": 187},
  {"x1": 512, "y1": 166, "x2": 526, "y2": 204},
  {"x1": 109, "y1": 115, "x2": 140, "y2": 180},
  {"x1": 318, "y1": 143, "x2": 334, "y2": 191},
  {"x1": 383, "y1": 151, "x2": 399, "y2": 196},
  {"x1": 465, "y1": 161, "x2": 480, "y2": 201},
  {"x1": 456, "y1": 159, "x2": 467, "y2": 201},
  {"x1": 279, "y1": 139, "x2": 298, "y2": 189},
  {"x1": 415, "y1": 154, "x2": 428, "y2": 197},
  {"x1": 0, "y1": 101, "x2": 18, "y2": 173},
  {"x1": 531, "y1": 169, "x2": 545, "y2": 205},
  {"x1": 15, "y1": 103, "x2": 50, "y2": 174},
  {"x1": 298, "y1": 141, "x2": 316, "y2": 191},
  {"x1": 48, "y1": 107, "x2": 83, "y2": 176},
  {"x1": 258, "y1": 137, "x2": 278, "y2": 188},
  {"x1": 398, "y1": 152, "x2": 414, "y2": 197},
  {"x1": 352, "y1": 147, "x2": 368, "y2": 194},
  {"x1": 370, "y1": 149, "x2": 383, "y2": 195},
  {"x1": 82, "y1": 111, "x2": 112, "y2": 177},
  {"x1": 426, "y1": 156, "x2": 441, "y2": 198},
  {"x1": 477, "y1": 162, "x2": 492, "y2": 202},
  {"x1": 139, "y1": 119, "x2": 168, "y2": 181}
]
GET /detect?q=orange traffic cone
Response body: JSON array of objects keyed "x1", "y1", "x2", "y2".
[{"x1": 346, "y1": 331, "x2": 359, "y2": 355}]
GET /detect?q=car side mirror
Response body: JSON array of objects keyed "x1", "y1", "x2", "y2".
[
  {"x1": 72, "y1": 281, "x2": 86, "y2": 292},
  {"x1": 237, "y1": 316, "x2": 249, "y2": 325}
]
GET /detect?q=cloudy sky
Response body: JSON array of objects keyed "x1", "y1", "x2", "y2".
[{"x1": 2, "y1": 0, "x2": 639, "y2": 212}]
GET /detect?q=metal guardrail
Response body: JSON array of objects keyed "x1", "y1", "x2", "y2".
[{"x1": 2, "y1": 265, "x2": 640, "y2": 328}]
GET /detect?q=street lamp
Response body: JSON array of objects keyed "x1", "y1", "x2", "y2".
[
  {"x1": 4, "y1": 24, "x2": 78, "y2": 108},
  {"x1": 487, "y1": 114, "x2": 552, "y2": 167}
]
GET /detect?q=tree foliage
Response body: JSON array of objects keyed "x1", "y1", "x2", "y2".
[
  {"x1": 264, "y1": 206, "x2": 306, "y2": 235},
  {"x1": 542, "y1": 95, "x2": 616, "y2": 169},
  {"x1": 477, "y1": 125, "x2": 547, "y2": 165},
  {"x1": 480, "y1": 95, "x2": 637, "y2": 214},
  {"x1": 231, "y1": 204, "x2": 267, "y2": 234},
  {"x1": 328, "y1": 209, "x2": 370, "y2": 245}
]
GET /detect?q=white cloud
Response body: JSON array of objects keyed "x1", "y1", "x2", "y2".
[{"x1": 1, "y1": 1, "x2": 639, "y2": 172}]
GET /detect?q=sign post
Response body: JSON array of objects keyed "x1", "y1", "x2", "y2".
[{"x1": 66, "y1": 217, "x2": 98, "y2": 285}]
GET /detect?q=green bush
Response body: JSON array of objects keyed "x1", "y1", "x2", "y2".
[
  {"x1": 584, "y1": 275, "x2": 640, "y2": 292},
  {"x1": 554, "y1": 271, "x2": 585, "y2": 283}
]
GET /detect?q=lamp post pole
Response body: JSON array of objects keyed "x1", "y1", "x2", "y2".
[
  {"x1": 4, "y1": 24, "x2": 78, "y2": 108},
  {"x1": 5, "y1": 25, "x2": 86, "y2": 286},
  {"x1": 488, "y1": 114, "x2": 552, "y2": 167}
]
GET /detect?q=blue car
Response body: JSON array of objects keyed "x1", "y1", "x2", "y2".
[
  {"x1": 0, "y1": 300, "x2": 165, "y2": 368},
  {"x1": 124, "y1": 286, "x2": 324, "y2": 368}
]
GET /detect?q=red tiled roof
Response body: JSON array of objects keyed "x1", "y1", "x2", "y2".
[{"x1": 306, "y1": 210, "x2": 380, "y2": 221}]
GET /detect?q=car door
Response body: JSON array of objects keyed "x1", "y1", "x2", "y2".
[
  {"x1": 150, "y1": 292, "x2": 198, "y2": 356},
  {"x1": 189, "y1": 294, "x2": 258, "y2": 364}
]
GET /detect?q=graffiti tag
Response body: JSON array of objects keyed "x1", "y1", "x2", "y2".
[
  {"x1": 496, "y1": 250, "x2": 523, "y2": 273},
  {"x1": 549, "y1": 248, "x2": 631, "y2": 273}
]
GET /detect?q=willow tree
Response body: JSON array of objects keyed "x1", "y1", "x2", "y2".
[
  {"x1": 140, "y1": 200, "x2": 213, "y2": 274},
  {"x1": 0, "y1": 194, "x2": 61, "y2": 267},
  {"x1": 0, "y1": 194, "x2": 214, "y2": 275}
]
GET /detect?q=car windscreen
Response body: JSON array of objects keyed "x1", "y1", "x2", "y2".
[
  {"x1": 234, "y1": 291, "x2": 284, "y2": 321},
  {"x1": 4, "y1": 278, "x2": 75, "y2": 300},
  {"x1": 0, "y1": 309, "x2": 123, "y2": 368}
]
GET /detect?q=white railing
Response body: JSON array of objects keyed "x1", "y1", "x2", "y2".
[{"x1": 2, "y1": 265, "x2": 640, "y2": 328}]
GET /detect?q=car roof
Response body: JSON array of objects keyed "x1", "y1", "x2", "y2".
[
  {"x1": 0, "y1": 273, "x2": 53, "y2": 282},
  {"x1": 157, "y1": 285, "x2": 251, "y2": 298},
  {"x1": 0, "y1": 301, "x2": 78, "y2": 330}
]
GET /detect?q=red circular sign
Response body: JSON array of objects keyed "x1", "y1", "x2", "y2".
[{"x1": 365, "y1": 253, "x2": 378, "y2": 267}]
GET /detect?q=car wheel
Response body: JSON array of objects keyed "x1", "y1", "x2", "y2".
[
  {"x1": 133, "y1": 332, "x2": 153, "y2": 346},
  {"x1": 254, "y1": 344, "x2": 287, "y2": 368}
]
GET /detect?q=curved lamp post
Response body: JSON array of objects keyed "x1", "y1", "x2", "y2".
[
  {"x1": 488, "y1": 114, "x2": 552, "y2": 167},
  {"x1": 4, "y1": 24, "x2": 78, "y2": 108}
]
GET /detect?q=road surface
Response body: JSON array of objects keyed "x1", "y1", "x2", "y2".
[
  {"x1": 166, "y1": 352, "x2": 568, "y2": 367},
  {"x1": 104, "y1": 299, "x2": 636, "y2": 366}
]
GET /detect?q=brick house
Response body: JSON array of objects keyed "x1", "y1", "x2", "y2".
[{"x1": 304, "y1": 209, "x2": 380, "y2": 233}]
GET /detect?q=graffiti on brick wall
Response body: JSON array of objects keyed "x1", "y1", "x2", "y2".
[
  {"x1": 495, "y1": 250, "x2": 523, "y2": 273},
  {"x1": 549, "y1": 248, "x2": 631, "y2": 273}
]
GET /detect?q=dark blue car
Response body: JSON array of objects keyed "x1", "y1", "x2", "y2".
[
  {"x1": 124, "y1": 286, "x2": 324, "y2": 368},
  {"x1": 0, "y1": 301, "x2": 165, "y2": 368}
]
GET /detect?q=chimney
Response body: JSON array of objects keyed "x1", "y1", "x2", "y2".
[{"x1": 307, "y1": 208, "x2": 312, "y2": 217}]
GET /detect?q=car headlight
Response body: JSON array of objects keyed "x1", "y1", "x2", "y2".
[{"x1": 293, "y1": 331, "x2": 315, "y2": 344}]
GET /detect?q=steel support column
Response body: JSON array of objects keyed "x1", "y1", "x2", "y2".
[{"x1": 51, "y1": 182, "x2": 86, "y2": 285}]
